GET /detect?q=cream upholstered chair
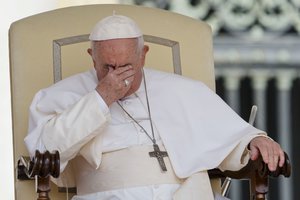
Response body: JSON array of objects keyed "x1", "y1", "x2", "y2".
[
  {"x1": 9, "y1": 4, "x2": 290, "y2": 200},
  {"x1": 9, "y1": 4, "x2": 214, "y2": 200}
]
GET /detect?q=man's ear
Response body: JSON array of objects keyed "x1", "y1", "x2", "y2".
[
  {"x1": 140, "y1": 45, "x2": 149, "y2": 67},
  {"x1": 87, "y1": 48, "x2": 93, "y2": 56},
  {"x1": 143, "y1": 45, "x2": 149, "y2": 54},
  {"x1": 87, "y1": 48, "x2": 96, "y2": 67}
]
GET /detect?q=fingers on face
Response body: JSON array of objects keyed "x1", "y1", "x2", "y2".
[
  {"x1": 106, "y1": 66, "x2": 134, "y2": 87},
  {"x1": 114, "y1": 65, "x2": 134, "y2": 75},
  {"x1": 112, "y1": 66, "x2": 135, "y2": 85},
  {"x1": 124, "y1": 79, "x2": 130, "y2": 87}
]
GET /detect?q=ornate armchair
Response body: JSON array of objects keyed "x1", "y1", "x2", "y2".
[{"x1": 9, "y1": 4, "x2": 290, "y2": 200}]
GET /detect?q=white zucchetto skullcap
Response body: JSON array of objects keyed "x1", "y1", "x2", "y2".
[{"x1": 89, "y1": 15, "x2": 143, "y2": 41}]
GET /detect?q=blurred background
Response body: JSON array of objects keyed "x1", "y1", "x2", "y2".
[{"x1": 1, "y1": 0, "x2": 299, "y2": 199}]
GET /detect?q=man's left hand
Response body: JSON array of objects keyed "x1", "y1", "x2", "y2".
[{"x1": 249, "y1": 136, "x2": 285, "y2": 171}]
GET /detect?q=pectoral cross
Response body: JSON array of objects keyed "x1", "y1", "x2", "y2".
[{"x1": 149, "y1": 144, "x2": 168, "y2": 172}]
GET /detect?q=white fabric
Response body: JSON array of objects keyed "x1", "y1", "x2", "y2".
[
  {"x1": 71, "y1": 184, "x2": 230, "y2": 200},
  {"x1": 73, "y1": 145, "x2": 183, "y2": 195},
  {"x1": 173, "y1": 172, "x2": 214, "y2": 200},
  {"x1": 72, "y1": 184, "x2": 181, "y2": 200},
  {"x1": 25, "y1": 68, "x2": 265, "y2": 199},
  {"x1": 89, "y1": 15, "x2": 143, "y2": 41},
  {"x1": 214, "y1": 194, "x2": 231, "y2": 200}
]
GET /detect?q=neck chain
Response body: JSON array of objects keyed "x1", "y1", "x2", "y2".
[
  {"x1": 117, "y1": 71, "x2": 156, "y2": 144},
  {"x1": 117, "y1": 70, "x2": 168, "y2": 171}
]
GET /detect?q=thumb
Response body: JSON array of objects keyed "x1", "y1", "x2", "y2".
[
  {"x1": 250, "y1": 146, "x2": 260, "y2": 161},
  {"x1": 108, "y1": 66, "x2": 114, "y2": 73}
]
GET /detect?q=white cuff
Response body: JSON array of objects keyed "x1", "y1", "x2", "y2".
[{"x1": 94, "y1": 90, "x2": 109, "y2": 117}]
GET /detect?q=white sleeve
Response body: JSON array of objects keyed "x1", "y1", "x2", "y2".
[
  {"x1": 218, "y1": 132, "x2": 267, "y2": 171},
  {"x1": 24, "y1": 90, "x2": 110, "y2": 171}
]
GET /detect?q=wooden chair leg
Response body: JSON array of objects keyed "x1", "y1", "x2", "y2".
[
  {"x1": 250, "y1": 170, "x2": 268, "y2": 200},
  {"x1": 17, "y1": 150, "x2": 60, "y2": 200},
  {"x1": 36, "y1": 176, "x2": 51, "y2": 200}
]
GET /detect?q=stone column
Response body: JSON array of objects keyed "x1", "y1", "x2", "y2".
[
  {"x1": 276, "y1": 69, "x2": 295, "y2": 200},
  {"x1": 249, "y1": 69, "x2": 271, "y2": 130},
  {"x1": 223, "y1": 69, "x2": 244, "y2": 200}
]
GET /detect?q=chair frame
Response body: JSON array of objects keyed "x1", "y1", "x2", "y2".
[
  {"x1": 17, "y1": 150, "x2": 291, "y2": 200},
  {"x1": 10, "y1": 4, "x2": 291, "y2": 200}
]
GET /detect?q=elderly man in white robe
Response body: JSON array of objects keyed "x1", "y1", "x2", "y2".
[{"x1": 25, "y1": 15, "x2": 285, "y2": 200}]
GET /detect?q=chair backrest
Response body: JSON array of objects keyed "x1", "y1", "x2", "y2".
[{"x1": 9, "y1": 4, "x2": 215, "y2": 199}]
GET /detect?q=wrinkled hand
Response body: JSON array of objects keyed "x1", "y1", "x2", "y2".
[
  {"x1": 96, "y1": 66, "x2": 135, "y2": 106},
  {"x1": 249, "y1": 136, "x2": 285, "y2": 171}
]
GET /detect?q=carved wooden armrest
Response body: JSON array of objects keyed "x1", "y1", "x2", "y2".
[
  {"x1": 208, "y1": 152, "x2": 291, "y2": 200},
  {"x1": 17, "y1": 150, "x2": 60, "y2": 200}
]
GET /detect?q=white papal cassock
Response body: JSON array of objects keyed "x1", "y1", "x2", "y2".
[{"x1": 25, "y1": 68, "x2": 265, "y2": 200}]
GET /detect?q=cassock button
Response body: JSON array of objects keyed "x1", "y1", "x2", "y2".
[{"x1": 124, "y1": 100, "x2": 131, "y2": 105}]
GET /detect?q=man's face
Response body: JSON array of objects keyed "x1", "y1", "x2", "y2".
[{"x1": 88, "y1": 38, "x2": 148, "y2": 96}]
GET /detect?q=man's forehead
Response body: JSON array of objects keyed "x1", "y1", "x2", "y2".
[{"x1": 93, "y1": 38, "x2": 138, "y2": 49}]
